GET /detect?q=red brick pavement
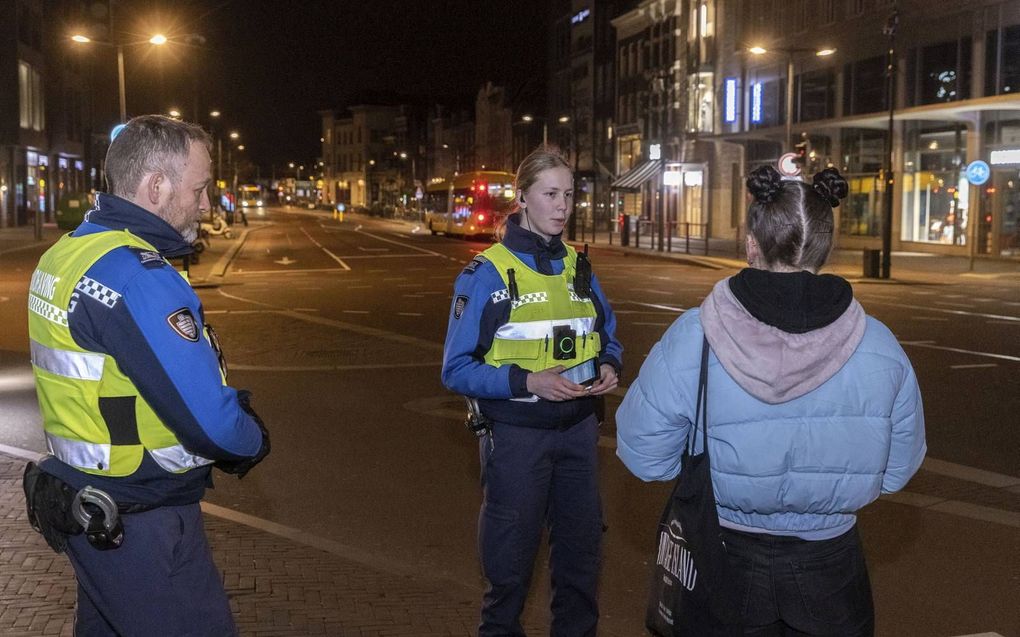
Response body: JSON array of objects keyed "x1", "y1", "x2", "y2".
[{"x1": 0, "y1": 453, "x2": 545, "y2": 636}]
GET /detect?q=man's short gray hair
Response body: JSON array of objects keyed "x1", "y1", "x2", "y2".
[{"x1": 105, "y1": 115, "x2": 212, "y2": 197}]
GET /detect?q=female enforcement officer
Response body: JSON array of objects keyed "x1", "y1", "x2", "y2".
[{"x1": 442, "y1": 146, "x2": 623, "y2": 636}]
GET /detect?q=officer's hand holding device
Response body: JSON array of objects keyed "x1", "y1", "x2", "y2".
[
  {"x1": 526, "y1": 365, "x2": 591, "y2": 402},
  {"x1": 559, "y1": 357, "x2": 600, "y2": 389},
  {"x1": 215, "y1": 390, "x2": 271, "y2": 478}
]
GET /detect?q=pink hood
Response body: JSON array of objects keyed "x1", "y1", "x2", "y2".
[{"x1": 699, "y1": 278, "x2": 866, "y2": 404}]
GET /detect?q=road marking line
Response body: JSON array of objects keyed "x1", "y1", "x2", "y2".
[
  {"x1": 217, "y1": 289, "x2": 443, "y2": 352},
  {"x1": 632, "y1": 288, "x2": 673, "y2": 296},
  {"x1": 865, "y1": 299, "x2": 1020, "y2": 322},
  {"x1": 934, "y1": 301, "x2": 974, "y2": 308},
  {"x1": 987, "y1": 320, "x2": 1020, "y2": 326},
  {"x1": 358, "y1": 247, "x2": 389, "y2": 252},
  {"x1": 911, "y1": 316, "x2": 949, "y2": 321},
  {"x1": 922, "y1": 457, "x2": 1020, "y2": 488},
  {"x1": 231, "y1": 361, "x2": 441, "y2": 372},
  {"x1": 900, "y1": 340, "x2": 1020, "y2": 363},
  {"x1": 300, "y1": 227, "x2": 351, "y2": 270},
  {"x1": 342, "y1": 310, "x2": 369, "y2": 314},
  {"x1": 232, "y1": 268, "x2": 348, "y2": 275},
  {"x1": 950, "y1": 363, "x2": 998, "y2": 369},
  {"x1": 398, "y1": 312, "x2": 424, "y2": 316},
  {"x1": 949, "y1": 633, "x2": 1006, "y2": 637},
  {"x1": 620, "y1": 300, "x2": 687, "y2": 313},
  {"x1": 634, "y1": 322, "x2": 671, "y2": 327},
  {"x1": 356, "y1": 229, "x2": 446, "y2": 257}
]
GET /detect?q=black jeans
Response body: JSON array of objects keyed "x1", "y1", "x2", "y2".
[{"x1": 720, "y1": 525, "x2": 875, "y2": 637}]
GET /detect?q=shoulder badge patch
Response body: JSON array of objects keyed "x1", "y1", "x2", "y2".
[
  {"x1": 462, "y1": 254, "x2": 489, "y2": 275},
  {"x1": 453, "y1": 295, "x2": 469, "y2": 319},
  {"x1": 167, "y1": 308, "x2": 200, "y2": 342},
  {"x1": 130, "y1": 248, "x2": 168, "y2": 269}
]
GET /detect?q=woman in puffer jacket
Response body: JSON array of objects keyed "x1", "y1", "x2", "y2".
[{"x1": 616, "y1": 165, "x2": 926, "y2": 636}]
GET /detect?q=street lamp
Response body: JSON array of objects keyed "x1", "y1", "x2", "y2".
[
  {"x1": 168, "y1": 108, "x2": 181, "y2": 119},
  {"x1": 749, "y1": 45, "x2": 835, "y2": 151},
  {"x1": 521, "y1": 114, "x2": 571, "y2": 146},
  {"x1": 70, "y1": 32, "x2": 167, "y2": 122}
]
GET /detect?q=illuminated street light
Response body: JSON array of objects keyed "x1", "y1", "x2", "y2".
[
  {"x1": 71, "y1": 31, "x2": 168, "y2": 121},
  {"x1": 237, "y1": 145, "x2": 245, "y2": 151},
  {"x1": 522, "y1": 114, "x2": 535, "y2": 122},
  {"x1": 748, "y1": 44, "x2": 836, "y2": 150},
  {"x1": 209, "y1": 110, "x2": 221, "y2": 118},
  {"x1": 229, "y1": 131, "x2": 240, "y2": 140},
  {"x1": 557, "y1": 115, "x2": 570, "y2": 124},
  {"x1": 168, "y1": 108, "x2": 181, "y2": 118}
]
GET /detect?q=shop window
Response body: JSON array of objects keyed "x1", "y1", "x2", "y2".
[
  {"x1": 907, "y1": 38, "x2": 972, "y2": 105},
  {"x1": 795, "y1": 68, "x2": 835, "y2": 122},
  {"x1": 840, "y1": 129, "x2": 887, "y2": 238},
  {"x1": 901, "y1": 125, "x2": 968, "y2": 245},
  {"x1": 985, "y1": 24, "x2": 1020, "y2": 95},
  {"x1": 843, "y1": 56, "x2": 888, "y2": 115},
  {"x1": 687, "y1": 72, "x2": 714, "y2": 133}
]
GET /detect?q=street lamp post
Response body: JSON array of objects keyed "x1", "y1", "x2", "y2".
[
  {"x1": 749, "y1": 45, "x2": 835, "y2": 153},
  {"x1": 880, "y1": 7, "x2": 899, "y2": 279},
  {"x1": 71, "y1": 33, "x2": 167, "y2": 122}
]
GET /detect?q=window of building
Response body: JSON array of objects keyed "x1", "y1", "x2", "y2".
[
  {"x1": 901, "y1": 124, "x2": 968, "y2": 245},
  {"x1": 687, "y1": 72, "x2": 714, "y2": 133},
  {"x1": 18, "y1": 61, "x2": 44, "y2": 132},
  {"x1": 839, "y1": 129, "x2": 887, "y2": 237},
  {"x1": 907, "y1": 37, "x2": 972, "y2": 105},
  {"x1": 985, "y1": 23, "x2": 1020, "y2": 95},
  {"x1": 842, "y1": 55, "x2": 888, "y2": 115},
  {"x1": 796, "y1": 68, "x2": 835, "y2": 122}
]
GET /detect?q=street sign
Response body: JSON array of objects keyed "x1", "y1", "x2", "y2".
[
  {"x1": 965, "y1": 160, "x2": 991, "y2": 185},
  {"x1": 778, "y1": 152, "x2": 801, "y2": 177}
]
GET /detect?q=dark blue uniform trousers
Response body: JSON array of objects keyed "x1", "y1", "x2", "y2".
[
  {"x1": 65, "y1": 503, "x2": 236, "y2": 636},
  {"x1": 478, "y1": 414, "x2": 602, "y2": 637}
]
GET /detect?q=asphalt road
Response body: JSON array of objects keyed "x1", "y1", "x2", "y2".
[{"x1": 0, "y1": 208, "x2": 1017, "y2": 636}]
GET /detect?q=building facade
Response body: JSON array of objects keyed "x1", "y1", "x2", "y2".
[
  {"x1": 1, "y1": 0, "x2": 91, "y2": 229},
  {"x1": 708, "y1": 0, "x2": 1020, "y2": 259}
]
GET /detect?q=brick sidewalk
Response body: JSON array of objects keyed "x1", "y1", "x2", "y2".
[{"x1": 0, "y1": 453, "x2": 542, "y2": 636}]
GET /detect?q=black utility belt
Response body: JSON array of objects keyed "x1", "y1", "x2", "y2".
[{"x1": 22, "y1": 462, "x2": 154, "y2": 553}]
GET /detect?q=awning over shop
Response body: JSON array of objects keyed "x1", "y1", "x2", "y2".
[{"x1": 610, "y1": 159, "x2": 661, "y2": 192}]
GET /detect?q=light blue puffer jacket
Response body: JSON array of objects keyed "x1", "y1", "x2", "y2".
[{"x1": 616, "y1": 279, "x2": 926, "y2": 540}]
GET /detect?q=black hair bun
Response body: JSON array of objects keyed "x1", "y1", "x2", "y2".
[
  {"x1": 812, "y1": 167, "x2": 848, "y2": 207},
  {"x1": 746, "y1": 165, "x2": 783, "y2": 204}
]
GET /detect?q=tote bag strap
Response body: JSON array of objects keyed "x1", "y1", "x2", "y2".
[{"x1": 687, "y1": 336, "x2": 710, "y2": 457}]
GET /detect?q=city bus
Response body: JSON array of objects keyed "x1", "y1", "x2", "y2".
[
  {"x1": 425, "y1": 171, "x2": 516, "y2": 239},
  {"x1": 238, "y1": 184, "x2": 264, "y2": 209}
]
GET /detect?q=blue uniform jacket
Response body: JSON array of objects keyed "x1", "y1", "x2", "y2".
[
  {"x1": 40, "y1": 194, "x2": 264, "y2": 507},
  {"x1": 442, "y1": 215, "x2": 622, "y2": 429}
]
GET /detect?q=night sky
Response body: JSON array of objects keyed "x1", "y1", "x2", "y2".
[{"x1": 93, "y1": 0, "x2": 549, "y2": 173}]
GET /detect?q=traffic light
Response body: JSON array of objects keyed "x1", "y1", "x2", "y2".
[{"x1": 794, "y1": 141, "x2": 809, "y2": 168}]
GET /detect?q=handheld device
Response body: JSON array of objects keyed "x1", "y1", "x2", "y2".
[{"x1": 560, "y1": 357, "x2": 599, "y2": 388}]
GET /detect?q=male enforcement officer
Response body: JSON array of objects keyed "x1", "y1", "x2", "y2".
[{"x1": 24, "y1": 115, "x2": 268, "y2": 636}]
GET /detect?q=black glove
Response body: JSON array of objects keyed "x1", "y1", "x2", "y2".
[{"x1": 215, "y1": 390, "x2": 270, "y2": 479}]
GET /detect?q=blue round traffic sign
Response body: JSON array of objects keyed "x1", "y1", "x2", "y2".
[{"x1": 965, "y1": 160, "x2": 991, "y2": 186}]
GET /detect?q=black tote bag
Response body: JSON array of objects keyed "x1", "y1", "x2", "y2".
[{"x1": 645, "y1": 337, "x2": 740, "y2": 636}]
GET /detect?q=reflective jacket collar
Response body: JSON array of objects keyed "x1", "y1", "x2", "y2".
[
  {"x1": 503, "y1": 213, "x2": 567, "y2": 275},
  {"x1": 79, "y1": 193, "x2": 193, "y2": 258}
]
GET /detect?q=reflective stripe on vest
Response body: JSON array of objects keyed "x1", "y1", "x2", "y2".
[
  {"x1": 46, "y1": 432, "x2": 213, "y2": 473},
  {"x1": 46, "y1": 433, "x2": 111, "y2": 472},
  {"x1": 31, "y1": 340, "x2": 104, "y2": 381},
  {"x1": 495, "y1": 316, "x2": 596, "y2": 341},
  {"x1": 149, "y1": 445, "x2": 215, "y2": 472}
]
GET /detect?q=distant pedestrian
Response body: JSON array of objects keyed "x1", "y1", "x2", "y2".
[
  {"x1": 616, "y1": 165, "x2": 926, "y2": 636},
  {"x1": 442, "y1": 145, "x2": 623, "y2": 635},
  {"x1": 23, "y1": 114, "x2": 270, "y2": 636}
]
